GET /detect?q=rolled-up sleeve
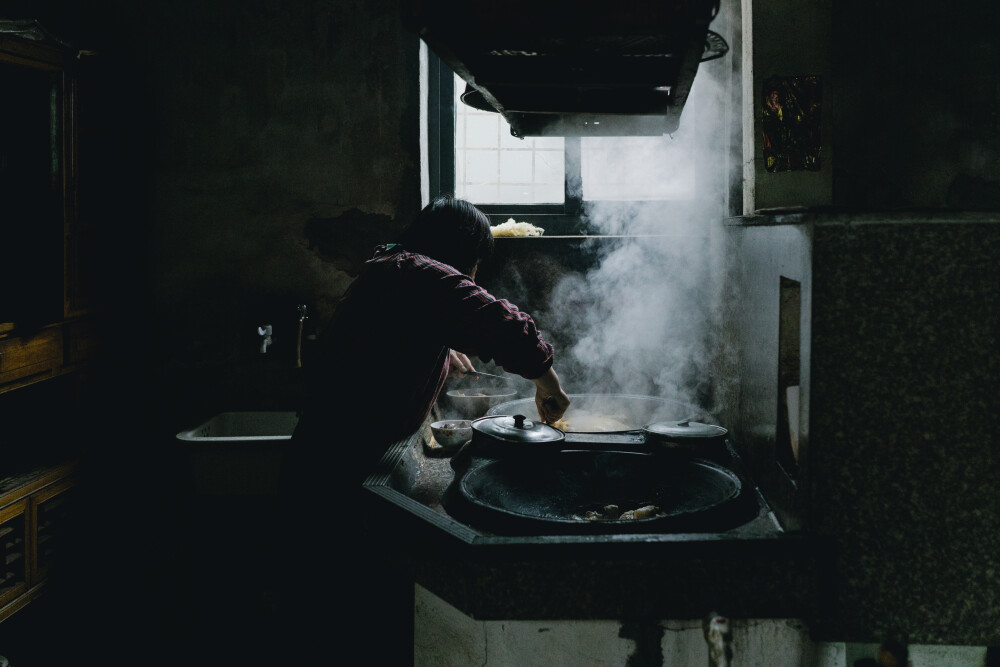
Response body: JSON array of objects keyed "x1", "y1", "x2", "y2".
[{"x1": 435, "y1": 272, "x2": 554, "y2": 379}]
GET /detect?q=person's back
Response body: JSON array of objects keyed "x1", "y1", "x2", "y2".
[
  {"x1": 277, "y1": 196, "x2": 570, "y2": 664},
  {"x1": 296, "y1": 246, "x2": 464, "y2": 456}
]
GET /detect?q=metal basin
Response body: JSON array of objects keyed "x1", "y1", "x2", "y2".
[{"x1": 176, "y1": 411, "x2": 298, "y2": 496}]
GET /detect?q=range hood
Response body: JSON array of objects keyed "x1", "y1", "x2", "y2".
[{"x1": 407, "y1": 0, "x2": 727, "y2": 137}]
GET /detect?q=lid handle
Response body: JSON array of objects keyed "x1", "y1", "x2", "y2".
[{"x1": 513, "y1": 414, "x2": 527, "y2": 429}]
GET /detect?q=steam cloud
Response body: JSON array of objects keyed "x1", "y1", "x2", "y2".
[{"x1": 538, "y1": 51, "x2": 736, "y2": 418}]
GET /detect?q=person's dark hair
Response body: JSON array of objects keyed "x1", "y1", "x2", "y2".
[{"x1": 400, "y1": 196, "x2": 494, "y2": 275}]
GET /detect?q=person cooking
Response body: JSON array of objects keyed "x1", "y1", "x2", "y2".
[
  {"x1": 287, "y1": 195, "x2": 570, "y2": 479},
  {"x1": 278, "y1": 195, "x2": 570, "y2": 664}
]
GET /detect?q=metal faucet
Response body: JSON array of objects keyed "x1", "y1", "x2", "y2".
[
  {"x1": 296, "y1": 304, "x2": 308, "y2": 367},
  {"x1": 258, "y1": 324, "x2": 273, "y2": 353}
]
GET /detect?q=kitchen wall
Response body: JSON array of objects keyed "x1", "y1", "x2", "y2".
[
  {"x1": 725, "y1": 213, "x2": 1000, "y2": 647},
  {"x1": 729, "y1": 0, "x2": 1000, "y2": 650},
  {"x1": 138, "y1": 0, "x2": 423, "y2": 431},
  {"x1": 0, "y1": 2, "x2": 423, "y2": 661},
  {"x1": 829, "y1": 1, "x2": 1000, "y2": 211},
  {"x1": 14, "y1": 0, "x2": 425, "y2": 435},
  {"x1": 747, "y1": 0, "x2": 1000, "y2": 213}
]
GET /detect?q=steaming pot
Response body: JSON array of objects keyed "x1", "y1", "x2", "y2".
[
  {"x1": 643, "y1": 419, "x2": 729, "y2": 458},
  {"x1": 482, "y1": 394, "x2": 730, "y2": 458},
  {"x1": 445, "y1": 397, "x2": 749, "y2": 535},
  {"x1": 467, "y1": 413, "x2": 566, "y2": 457}
]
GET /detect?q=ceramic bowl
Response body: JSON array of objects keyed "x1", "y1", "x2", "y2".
[{"x1": 430, "y1": 419, "x2": 474, "y2": 449}]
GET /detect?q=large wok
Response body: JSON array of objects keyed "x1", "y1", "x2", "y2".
[
  {"x1": 444, "y1": 394, "x2": 749, "y2": 534},
  {"x1": 448, "y1": 449, "x2": 749, "y2": 535}
]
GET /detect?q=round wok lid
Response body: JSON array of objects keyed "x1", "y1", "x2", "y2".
[
  {"x1": 644, "y1": 419, "x2": 728, "y2": 440},
  {"x1": 471, "y1": 414, "x2": 565, "y2": 445}
]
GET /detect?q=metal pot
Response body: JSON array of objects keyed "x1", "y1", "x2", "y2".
[
  {"x1": 487, "y1": 394, "x2": 697, "y2": 433},
  {"x1": 467, "y1": 398, "x2": 731, "y2": 457},
  {"x1": 468, "y1": 413, "x2": 566, "y2": 456},
  {"x1": 643, "y1": 419, "x2": 729, "y2": 457}
]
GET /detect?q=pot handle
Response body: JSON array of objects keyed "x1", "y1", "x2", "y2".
[{"x1": 562, "y1": 432, "x2": 646, "y2": 447}]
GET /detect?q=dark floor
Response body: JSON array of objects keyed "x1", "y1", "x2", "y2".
[
  {"x1": 0, "y1": 489, "x2": 284, "y2": 667},
  {"x1": 0, "y1": 425, "x2": 417, "y2": 667}
]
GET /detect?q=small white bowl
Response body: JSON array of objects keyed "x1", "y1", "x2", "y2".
[{"x1": 430, "y1": 419, "x2": 473, "y2": 449}]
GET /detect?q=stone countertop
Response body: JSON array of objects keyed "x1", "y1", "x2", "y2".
[{"x1": 363, "y1": 433, "x2": 829, "y2": 622}]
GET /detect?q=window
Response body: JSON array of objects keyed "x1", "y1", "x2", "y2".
[
  {"x1": 429, "y1": 55, "x2": 711, "y2": 235},
  {"x1": 455, "y1": 78, "x2": 565, "y2": 205}
]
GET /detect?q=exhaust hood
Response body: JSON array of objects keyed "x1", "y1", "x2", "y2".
[{"x1": 407, "y1": 0, "x2": 727, "y2": 138}]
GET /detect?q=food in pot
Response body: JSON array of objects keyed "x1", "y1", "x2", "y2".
[
  {"x1": 550, "y1": 410, "x2": 632, "y2": 432},
  {"x1": 491, "y1": 218, "x2": 544, "y2": 237},
  {"x1": 582, "y1": 505, "x2": 620, "y2": 521},
  {"x1": 573, "y1": 503, "x2": 664, "y2": 522},
  {"x1": 618, "y1": 505, "x2": 662, "y2": 521}
]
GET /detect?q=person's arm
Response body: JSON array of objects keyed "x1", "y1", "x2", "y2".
[
  {"x1": 430, "y1": 267, "x2": 569, "y2": 419},
  {"x1": 442, "y1": 282, "x2": 554, "y2": 380},
  {"x1": 531, "y1": 367, "x2": 570, "y2": 424}
]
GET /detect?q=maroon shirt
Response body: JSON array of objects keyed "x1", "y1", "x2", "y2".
[{"x1": 294, "y1": 245, "x2": 554, "y2": 448}]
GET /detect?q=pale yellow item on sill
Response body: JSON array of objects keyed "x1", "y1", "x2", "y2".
[{"x1": 491, "y1": 218, "x2": 545, "y2": 237}]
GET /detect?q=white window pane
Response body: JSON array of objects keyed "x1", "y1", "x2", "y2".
[
  {"x1": 581, "y1": 136, "x2": 695, "y2": 201},
  {"x1": 465, "y1": 184, "x2": 499, "y2": 203},
  {"x1": 499, "y1": 151, "x2": 533, "y2": 183},
  {"x1": 453, "y1": 73, "x2": 565, "y2": 205},
  {"x1": 466, "y1": 115, "x2": 499, "y2": 149},
  {"x1": 499, "y1": 184, "x2": 535, "y2": 203},
  {"x1": 534, "y1": 182, "x2": 564, "y2": 204},
  {"x1": 534, "y1": 150, "x2": 564, "y2": 184},
  {"x1": 466, "y1": 151, "x2": 499, "y2": 184},
  {"x1": 533, "y1": 136, "x2": 563, "y2": 150}
]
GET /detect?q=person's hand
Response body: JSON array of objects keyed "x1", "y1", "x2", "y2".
[
  {"x1": 531, "y1": 367, "x2": 570, "y2": 423},
  {"x1": 536, "y1": 389, "x2": 570, "y2": 424},
  {"x1": 448, "y1": 349, "x2": 475, "y2": 379}
]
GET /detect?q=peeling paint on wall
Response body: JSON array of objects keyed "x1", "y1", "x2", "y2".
[{"x1": 303, "y1": 207, "x2": 396, "y2": 275}]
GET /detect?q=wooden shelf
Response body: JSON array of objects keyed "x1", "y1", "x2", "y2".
[
  {"x1": 0, "y1": 24, "x2": 100, "y2": 627},
  {"x1": 0, "y1": 318, "x2": 102, "y2": 397},
  {"x1": 0, "y1": 462, "x2": 77, "y2": 624}
]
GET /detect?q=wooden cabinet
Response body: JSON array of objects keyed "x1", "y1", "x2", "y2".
[
  {"x1": 0, "y1": 500, "x2": 29, "y2": 611},
  {"x1": 30, "y1": 477, "x2": 76, "y2": 584},
  {"x1": 0, "y1": 23, "x2": 95, "y2": 624},
  {"x1": 0, "y1": 25, "x2": 101, "y2": 397},
  {"x1": 0, "y1": 465, "x2": 76, "y2": 623},
  {"x1": 0, "y1": 327, "x2": 61, "y2": 392}
]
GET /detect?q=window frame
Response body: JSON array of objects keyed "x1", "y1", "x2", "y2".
[{"x1": 427, "y1": 52, "x2": 727, "y2": 236}]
